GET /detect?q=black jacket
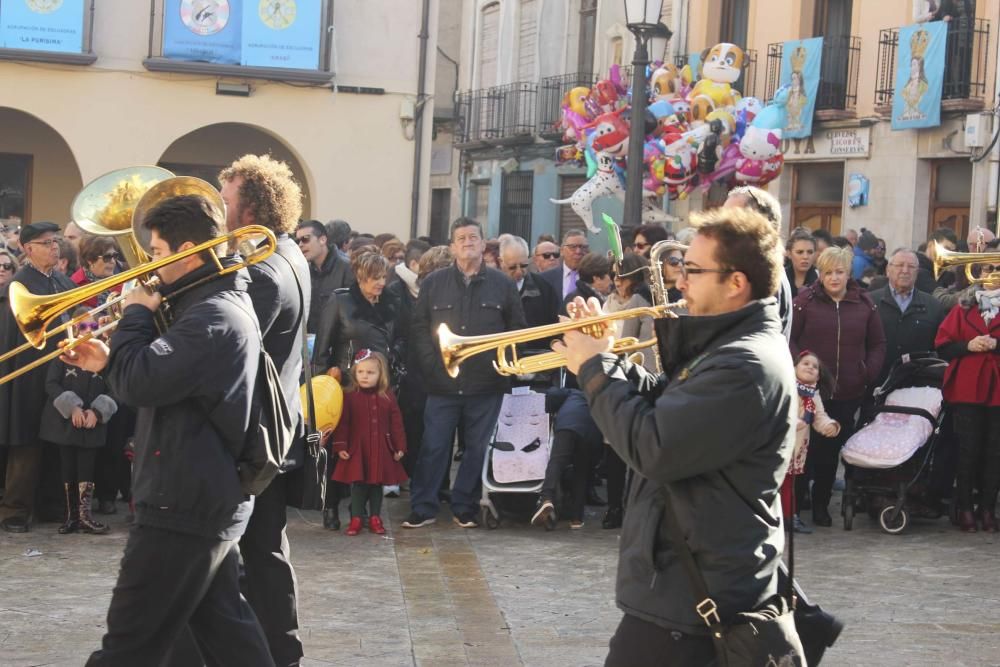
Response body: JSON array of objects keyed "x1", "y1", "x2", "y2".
[
  {"x1": 869, "y1": 286, "x2": 947, "y2": 383},
  {"x1": 307, "y1": 249, "x2": 354, "y2": 333},
  {"x1": 246, "y1": 233, "x2": 311, "y2": 469},
  {"x1": 520, "y1": 271, "x2": 560, "y2": 329},
  {"x1": 312, "y1": 282, "x2": 400, "y2": 378},
  {"x1": 411, "y1": 262, "x2": 526, "y2": 396},
  {"x1": 784, "y1": 263, "x2": 818, "y2": 298},
  {"x1": 564, "y1": 279, "x2": 605, "y2": 309},
  {"x1": 106, "y1": 261, "x2": 259, "y2": 540},
  {"x1": 577, "y1": 299, "x2": 794, "y2": 633},
  {"x1": 40, "y1": 360, "x2": 117, "y2": 449}
]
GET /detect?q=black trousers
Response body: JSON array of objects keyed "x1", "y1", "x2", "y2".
[
  {"x1": 96, "y1": 405, "x2": 136, "y2": 503},
  {"x1": 605, "y1": 614, "x2": 716, "y2": 667},
  {"x1": 59, "y1": 446, "x2": 97, "y2": 484},
  {"x1": 540, "y1": 430, "x2": 592, "y2": 522},
  {"x1": 799, "y1": 398, "x2": 861, "y2": 512},
  {"x1": 605, "y1": 447, "x2": 627, "y2": 512},
  {"x1": 952, "y1": 404, "x2": 1000, "y2": 512},
  {"x1": 85, "y1": 525, "x2": 274, "y2": 667},
  {"x1": 240, "y1": 473, "x2": 303, "y2": 667}
]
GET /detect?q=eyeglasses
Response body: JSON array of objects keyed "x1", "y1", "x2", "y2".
[
  {"x1": 296, "y1": 235, "x2": 312, "y2": 245},
  {"x1": 0, "y1": 262, "x2": 13, "y2": 271},
  {"x1": 680, "y1": 264, "x2": 734, "y2": 279},
  {"x1": 506, "y1": 263, "x2": 530, "y2": 271},
  {"x1": 25, "y1": 239, "x2": 58, "y2": 248},
  {"x1": 100, "y1": 252, "x2": 120, "y2": 262},
  {"x1": 564, "y1": 243, "x2": 590, "y2": 252},
  {"x1": 888, "y1": 263, "x2": 918, "y2": 271},
  {"x1": 536, "y1": 252, "x2": 560, "y2": 260}
]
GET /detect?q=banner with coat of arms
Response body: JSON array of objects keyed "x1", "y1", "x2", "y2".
[
  {"x1": 779, "y1": 37, "x2": 823, "y2": 139},
  {"x1": 891, "y1": 21, "x2": 947, "y2": 131},
  {"x1": 0, "y1": 0, "x2": 85, "y2": 53},
  {"x1": 163, "y1": 0, "x2": 241, "y2": 64}
]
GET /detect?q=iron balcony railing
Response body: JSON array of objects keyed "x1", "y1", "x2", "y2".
[
  {"x1": 455, "y1": 81, "x2": 538, "y2": 146},
  {"x1": 537, "y1": 72, "x2": 599, "y2": 138},
  {"x1": 675, "y1": 49, "x2": 758, "y2": 98},
  {"x1": 765, "y1": 36, "x2": 861, "y2": 113},
  {"x1": 875, "y1": 18, "x2": 991, "y2": 109}
]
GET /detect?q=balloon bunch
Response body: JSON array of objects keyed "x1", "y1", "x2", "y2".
[{"x1": 552, "y1": 44, "x2": 789, "y2": 233}]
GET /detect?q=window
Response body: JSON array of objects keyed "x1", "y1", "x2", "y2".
[
  {"x1": 719, "y1": 0, "x2": 749, "y2": 46},
  {"x1": 430, "y1": 189, "x2": 452, "y2": 244},
  {"x1": 929, "y1": 159, "x2": 972, "y2": 241},
  {"x1": 517, "y1": 0, "x2": 537, "y2": 81},
  {"x1": 792, "y1": 162, "x2": 844, "y2": 233},
  {"x1": 558, "y1": 175, "x2": 588, "y2": 239},
  {"x1": 500, "y1": 171, "x2": 533, "y2": 239},
  {"x1": 0, "y1": 0, "x2": 95, "y2": 65},
  {"x1": 0, "y1": 153, "x2": 30, "y2": 225},
  {"x1": 577, "y1": 0, "x2": 597, "y2": 74},
  {"x1": 610, "y1": 36, "x2": 624, "y2": 68},
  {"x1": 470, "y1": 182, "x2": 491, "y2": 226},
  {"x1": 479, "y1": 2, "x2": 500, "y2": 88}
]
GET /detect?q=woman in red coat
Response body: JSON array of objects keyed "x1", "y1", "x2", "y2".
[
  {"x1": 790, "y1": 246, "x2": 886, "y2": 528},
  {"x1": 935, "y1": 289, "x2": 1000, "y2": 533},
  {"x1": 330, "y1": 349, "x2": 407, "y2": 536}
]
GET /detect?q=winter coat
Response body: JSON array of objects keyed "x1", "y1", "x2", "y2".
[
  {"x1": 312, "y1": 283, "x2": 400, "y2": 380},
  {"x1": 307, "y1": 250, "x2": 354, "y2": 333},
  {"x1": 70, "y1": 267, "x2": 121, "y2": 308},
  {"x1": 935, "y1": 301, "x2": 1000, "y2": 406},
  {"x1": 851, "y1": 245, "x2": 876, "y2": 280},
  {"x1": 105, "y1": 260, "x2": 258, "y2": 541},
  {"x1": 39, "y1": 360, "x2": 118, "y2": 449},
  {"x1": 605, "y1": 291, "x2": 656, "y2": 373},
  {"x1": 0, "y1": 265, "x2": 77, "y2": 448},
  {"x1": 564, "y1": 279, "x2": 604, "y2": 309},
  {"x1": 411, "y1": 262, "x2": 526, "y2": 396},
  {"x1": 577, "y1": 298, "x2": 795, "y2": 633},
  {"x1": 790, "y1": 281, "x2": 886, "y2": 401},
  {"x1": 519, "y1": 271, "x2": 560, "y2": 330},
  {"x1": 790, "y1": 388, "x2": 838, "y2": 476},
  {"x1": 330, "y1": 388, "x2": 408, "y2": 485},
  {"x1": 784, "y1": 263, "x2": 818, "y2": 298},
  {"x1": 869, "y1": 286, "x2": 946, "y2": 383}
]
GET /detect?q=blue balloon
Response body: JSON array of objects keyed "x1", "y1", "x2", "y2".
[
  {"x1": 752, "y1": 86, "x2": 789, "y2": 131},
  {"x1": 648, "y1": 99, "x2": 676, "y2": 120}
]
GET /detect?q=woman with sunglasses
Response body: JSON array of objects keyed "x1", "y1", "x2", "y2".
[
  {"x1": 631, "y1": 223, "x2": 669, "y2": 260},
  {"x1": 72, "y1": 236, "x2": 121, "y2": 308},
  {"x1": 660, "y1": 247, "x2": 685, "y2": 303},
  {"x1": 0, "y1": 249, "x2": 18, "y2": 291}
]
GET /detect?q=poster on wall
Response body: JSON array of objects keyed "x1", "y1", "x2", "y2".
[
  {"x1": 163, "y1": 0, "x2": 242, "y2": 65},
  {"x1": 779, "y1": 37, "x2": 823, "y2": 139},
  {"x1": 241, "y1": 0, "x2": 322, "y2": 70},
  {"x1": 891, "y1": 21, "x2": 947, "y2": 131},
  {"x1": 0, "y1": 0, "x2": 85, "y2": 53}
]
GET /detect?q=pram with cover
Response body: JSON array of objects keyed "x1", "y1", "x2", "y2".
[{"x1": 840, "y1": 355, "x2": 947, "y2": 534}]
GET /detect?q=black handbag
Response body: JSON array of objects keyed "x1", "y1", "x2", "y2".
[{"x1": 660, "y1": 488, "x2": 806, "y2": 667}]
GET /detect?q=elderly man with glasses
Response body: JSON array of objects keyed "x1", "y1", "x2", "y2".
[
  {"x1": 532, "y1": 239, "x2": 561, "y2": 273},
  {"x1": 0, "y1": 221, "x2": 77, "y2": 533},
  {"x1": 501, "y1": 235, "x2": 559, "y2": 330},
  {"x1": 538, "y1": 229, "x2": 591, "y2": 301}
]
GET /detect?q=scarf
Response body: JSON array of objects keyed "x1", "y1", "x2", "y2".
[
  {"x1": 797, "y1": 381, "x2": 817, "y2": 425},
  {"x1": 975, "y1": 288, "x2": 1000, "y2": 324},
  {"x1": 396, "y1": 263, "x2": 419, "y2": 298}
]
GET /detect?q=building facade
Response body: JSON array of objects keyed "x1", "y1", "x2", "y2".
[{"x1": 0, "y1": 0, "x2": 439, "y2": 241}]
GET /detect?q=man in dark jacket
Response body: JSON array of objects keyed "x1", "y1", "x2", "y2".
[
  {"x1": 538, "y1": 228, "x2": 590, "y2": 300},
  {"x1": 221, "y1": 154, "x2": 310, "y2": 667},
  {"x1": 402, "y1": 218, "x2": 526, "y2": 529},
  {"x1": 0, "y1": 221, "x2": 76, "y2": 533},
  {"x1": 500, "y1": 235, "x2": 559, "y2": 329},
  {"x1": 65, "y1": 195, "x2": 272, "y2": 666},
  {"x1": 555, "y1": 208, "x2": 800, "y2": 665},
  {"x1": 870, "y1": 249, "x2": 946, "y2": 384},
  {"x1": 295, "y1": 220, "x2": 353, "y2": 332}
]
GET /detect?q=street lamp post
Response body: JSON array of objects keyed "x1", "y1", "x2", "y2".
[{"x1": 623, "y1": 0, "x2": 670, "y2": 232}]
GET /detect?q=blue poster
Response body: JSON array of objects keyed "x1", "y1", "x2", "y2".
[
  {"x1": 241, "y1": 1, "x2": 322, "y2": 70},
  {"x1": 892, "y1": 21, "x2": 946, "y2": 131},
  {"x1": 0, "y1": 0, "x2": 85, "y2": 53},
  {"x1": 163, "y1": 0, "x2": 241, "y2": 65},
  {"x1": 779, "y1": 37, "x2": 822, "y2": 139}
]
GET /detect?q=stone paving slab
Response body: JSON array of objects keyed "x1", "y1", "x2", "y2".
[{"x1": 3, "y1": 495, "x2": 1000, "y2": 666}]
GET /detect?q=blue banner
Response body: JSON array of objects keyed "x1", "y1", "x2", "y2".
[
  {"x1": 0, "y1": 0, "x2": 85, "y2": 53},
  {"x1": 779, "y1": 37, "x2": 822, "y2": 139},
  {"x1": 163, "y1": 0, "x2": 241, "y2": 65},
  {"x1": 241, "y1": 0, "x2": 322, "y2": 70},
  {"x1": 892, "y1": 21, "x2": 946, "y2": 131}
]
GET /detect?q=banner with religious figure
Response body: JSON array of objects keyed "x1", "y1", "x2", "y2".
[
  {"x1": 0, "y1": 0, "x2": 85, "y2": 53},
  {"x1": 779, "y1": 37, "x2": 823, "y2": 139},
  {"x1": 241, "y1": 0, "x2": 322, "y2": 70},
  {"x1": 163, "y1": 0, "x2": 242, "y2": 65},
  {"x1": 891, "y1": 21, "x2": 947, "y2": 131}
]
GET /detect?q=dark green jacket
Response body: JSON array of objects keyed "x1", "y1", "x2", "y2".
[{"x1": 869, "y1": 286, "x2": 947, "y2": 383}]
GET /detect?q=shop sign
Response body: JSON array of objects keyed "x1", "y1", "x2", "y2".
[{"x1": 781, "y1": 127, "x2": 871, "y2": 161}]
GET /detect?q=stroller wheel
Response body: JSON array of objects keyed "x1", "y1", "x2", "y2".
[
  {"x1": 482, "y1": 507, "x2": 500, "y2": 530},
  {"x1": 879, "y1": 505, "x2": 909, "y2": 534}
]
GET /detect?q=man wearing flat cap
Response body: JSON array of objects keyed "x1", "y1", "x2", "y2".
[{"x1": 0, "y1": 221, "x2": 77, "y2": 533}]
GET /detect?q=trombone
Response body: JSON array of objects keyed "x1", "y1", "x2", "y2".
[{"x1": 0, "y1": 224, "x2": 276, "y2": 386}]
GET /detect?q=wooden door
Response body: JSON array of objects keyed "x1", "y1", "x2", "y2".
[
  {"x1": 792, "y1": 206, "x2": 842, "y2": 234},
  {"x1": 928, "y1": 160, "x2": 972, "y2": 241}
]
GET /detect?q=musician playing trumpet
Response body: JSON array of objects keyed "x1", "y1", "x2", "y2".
[{"x1": 553, "y1": 208, "x2": 803, "y2": 666}]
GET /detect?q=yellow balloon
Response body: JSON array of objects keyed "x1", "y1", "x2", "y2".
[{"x1": 301, "y1": 375, "x2": 344, "y2": 432}]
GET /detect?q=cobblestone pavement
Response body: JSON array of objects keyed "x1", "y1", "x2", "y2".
[{"x1": 2, "y1": 493, "x2": 1000, "y2": 667}]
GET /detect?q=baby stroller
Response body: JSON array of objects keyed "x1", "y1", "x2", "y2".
[{"x1": 840, "y1": 355, "x2": 947, "y2": 534}]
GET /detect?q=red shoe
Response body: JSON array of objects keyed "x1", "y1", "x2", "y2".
[
  {"x1": 345, "y1": 516, "x2": 363, "y2": 536},
  {"x1": 369, "y1": 515, "x2": 386, "y2": 535}
]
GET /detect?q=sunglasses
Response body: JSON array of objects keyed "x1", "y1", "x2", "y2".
[
  {"x1": 0, "y1": 262, "x2": 13, "y2": 271},
  {"x1": 634, "y1": 242, "x2": 650, "y2": 250},
  {"x1": 537, "y1": 252, "x2": 560, "y2": 260},
  {"x1": 76, "y1": 321, "x2": 100, "y2": 333},
  {"x1": 100, "y1": 252, "x2": 120, "y2": 262},
  {"x1": 506, "y1": 263, "x2": 530, "y2": 271},
  {"x1": 296, "y1": 235, "x2": 313, "y2": 245},
  {"x1": 664, "y1": 256, "x2": 683, "y2": 267}
]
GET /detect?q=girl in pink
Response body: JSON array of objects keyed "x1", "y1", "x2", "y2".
[
  {"x1": 330, "y1": 349, "x2": 407, "y2": 536},
  {"x1": 785, "y1": 351, "x2": 840, "y2": 533}
]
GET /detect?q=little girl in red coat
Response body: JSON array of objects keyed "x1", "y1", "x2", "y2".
[{"x1": 330, "y1": 349, "x2": 407, "y2": 536}]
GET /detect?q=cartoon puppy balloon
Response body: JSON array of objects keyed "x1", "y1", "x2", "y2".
[{"x1": 688, "y1": 43, "x2": 745, "y2": 122}]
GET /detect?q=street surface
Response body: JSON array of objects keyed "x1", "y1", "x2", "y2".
[{"x1": 2, "y1": 492, "x2": 1000, "y2": 667}]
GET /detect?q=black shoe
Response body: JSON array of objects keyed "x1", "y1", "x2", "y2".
[
  {"x1": 602, "y1": 507, "x2": 623, "y2": 529},
  {"x1": 401, "y1": 512, "x2": 436, "y2": 529},
  {"x1": 97, "y1": 500, "x2": 117, "y2": 515},
  {"x1": 531, "y1": 500, "x2": 556, "y2": 527},
  {"x1": 586, "y1": 487, "x2": 607, "y2": 507},
  {"x1": 323, "y1": 507, "x2": 341, "y2": 531},
  {"x1": 812, "y1": 506, "x2": 833, "y2": 527},
  {"x1": 453, "y1": 511, "x2": 479, "y2": 529},
  {"x1": 1, "y1": 515, "x2": 29, "y2": 533}
]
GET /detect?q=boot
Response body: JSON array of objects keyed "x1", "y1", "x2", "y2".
[
  {"x1": 57, "y1": 483, "x2": 78, "y2": 535},
  {"x1": 78, "y1": 482, "x2": 109, "y2": 534},
  {"x1": 980, "y1": 509, "x2": 999, "y2": 533},
  {"x1": 323, "y1": 506, "x2": 340, "y2": 531},
  {"x1": 958, "y1": 510, "x2": 978, "y2": 533}
]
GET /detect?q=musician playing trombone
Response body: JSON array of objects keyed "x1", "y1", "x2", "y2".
[
  {"x1": 553, "y1": 208, "x2": 802, "y2": 666},
  {"x1": 61, "y1": 195, "x2": 274, "y2": 666}
]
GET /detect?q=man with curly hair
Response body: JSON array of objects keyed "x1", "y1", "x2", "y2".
[{"x1": 219, "y1": 154, "x2": 310, "y2": 667}]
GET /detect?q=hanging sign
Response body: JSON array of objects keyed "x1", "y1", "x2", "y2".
[
  {"x1": 163, "y1": 0, "x2": 242, "y2": 65},
  {"x1": 892, "y1": 21, "x2": 947, "y2": 131},
  {"x1": 0, "y1": 0, "x2": 85, "y2": 53},
  {"x1": 779, "y1": 37, "x2": 823, "y2": 139},
  {"x1": 241, "y1": 0, "x2": 322, "y2": 70}
]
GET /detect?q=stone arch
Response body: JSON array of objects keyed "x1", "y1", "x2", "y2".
[
  {"x1": 0, "y1": 107, "x2": 84, "y2": 225},
  {"x1": 157, "y1": 123, "x2": 313, "y2": 218}
]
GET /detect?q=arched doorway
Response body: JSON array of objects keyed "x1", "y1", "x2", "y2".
[
  {"x1": 0, "y1": 107, "x2": 83, "y2": 226},
  {"x1": 158, "y1": 123, "x2": 312, "y2": 217}
]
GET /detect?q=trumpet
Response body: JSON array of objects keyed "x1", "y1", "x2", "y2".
[
  {"x1": 0, "y1": 224, "x2": 276, "y2": 386},
  {"x1": 438, "y1": 302, "x2": 685, "y2": 378}
]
